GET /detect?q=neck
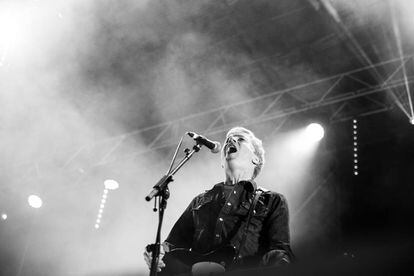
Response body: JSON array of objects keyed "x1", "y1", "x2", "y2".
[{"x1": 225, "y1": 168, "x2": 253, "y2": 185}]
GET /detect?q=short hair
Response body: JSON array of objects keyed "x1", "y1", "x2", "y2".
[{"x1": 224, "y1": 127, "x2": 265, "y2": 179}]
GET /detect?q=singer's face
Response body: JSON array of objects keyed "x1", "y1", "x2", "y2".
[{"x1": 222, "y1": 132, "x2": 257, "y2": 171}]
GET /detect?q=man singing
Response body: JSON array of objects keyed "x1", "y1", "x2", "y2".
[{"x1": 144, "y1": 127, "x2": 293, "y2": 274}]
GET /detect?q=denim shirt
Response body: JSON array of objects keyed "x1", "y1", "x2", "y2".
[{"x1": 164, "y1": 181, "x2": 293, "y2": 268}]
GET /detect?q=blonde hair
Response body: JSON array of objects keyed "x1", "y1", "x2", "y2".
[{"x1": 224, "y1": 127, "x2": 265, "y2": 179}]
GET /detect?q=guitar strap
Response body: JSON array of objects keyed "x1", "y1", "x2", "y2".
[{"x1": 234, "y1": 189, "x2": 263, "y2": 263}]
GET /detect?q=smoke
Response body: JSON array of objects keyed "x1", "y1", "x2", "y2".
[
  {"x1": 258, "y1": 128, "x2": 334, "y2": 248},
  {"x1": 0, "y1": 0, "x2": 336, "y2": 275},
  {"x1": 0, "y1": 0, "x2": 252, "y2": 274},
  {"x1": 328, "y1": 0, "x2": 414, "y2": 55}
]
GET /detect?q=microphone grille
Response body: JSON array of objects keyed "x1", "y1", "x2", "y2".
[{"x1": 211, "y1": 142, "x2": 222, "y2": 154}]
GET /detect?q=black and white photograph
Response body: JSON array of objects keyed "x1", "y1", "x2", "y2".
[{"x1": 0, "y1": 0, "x2": 413, "y2": 275}]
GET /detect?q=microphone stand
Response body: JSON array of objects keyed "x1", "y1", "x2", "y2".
[{"x1": 145, "y1": 137, "x2": 203, "y2": 276}]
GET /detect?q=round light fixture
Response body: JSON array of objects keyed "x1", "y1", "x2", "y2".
[{"x1": 104, "y1": 179, "x2": 119, "y2": 190}]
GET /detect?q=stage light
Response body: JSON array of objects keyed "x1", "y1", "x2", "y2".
[
  {"x1": 94, "y1": 180, "x2": 119, "y2": 229},
  {"x1": 353, "y1": 119, "x2": 359, "y2": 176},
  {"x1": 410, "y1": 117, "x2": 414, "y2": 125},
  {"x1": 1, "y1": 213, "x2": 7, "y2": 220},
  {"x1": 305, "y1": 123, "x2": 324, "y2": 142},
  {"x1": 28, "y1": 195, "x2": 42, "y2": 208},
  {"x1": 104, "y1": 179, "x2": 119, "y2": 190}
]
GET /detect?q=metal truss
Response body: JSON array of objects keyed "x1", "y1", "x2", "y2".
[
  {"x1": 49, "y1": 54, "x2": 413, "y2": 172},
  {"x1": 311, "y1": 0, "x2": 414, "y2": 120},
  {"x1": 6, "y1": 54, "x2": 412, "y2": 184}
]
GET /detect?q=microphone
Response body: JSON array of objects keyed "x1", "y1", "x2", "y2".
[{"x1": 187, "y1": 132, "x2": 221, "y2": 153}]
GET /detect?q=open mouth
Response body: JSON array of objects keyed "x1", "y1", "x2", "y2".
[{"x1": 227, "y1": 145, "x2": 238, "y2": 154}]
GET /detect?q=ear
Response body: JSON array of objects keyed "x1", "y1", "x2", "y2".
[{"x1": 252, "y1": 156, "x2": 260, "y2": 165}]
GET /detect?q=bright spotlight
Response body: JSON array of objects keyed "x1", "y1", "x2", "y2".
[
  {"x1": 28, "y1": 195, "x2": 43, "y2": 208},
  {"x1": 410, "y1": 117, "x2": 414, "y2": 125},
  {"x1": 305, "y1": 123, "x2": 325, "y2": 142},
  {"x1": 1, "y1": 213, "x2": 7, "y2": 220},
  {"x1": 104, "y1": 179, "x2": 119, "y2": 190}
]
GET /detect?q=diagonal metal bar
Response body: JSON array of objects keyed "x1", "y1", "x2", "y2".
[
  {"x1": 365, "y1": 95, "x2": 388, "y2": 108},
  {"x1": 61, "y1": 146, "x2": 87, "y2": 169},
  {"x1": 147, "y1": 124, "x2": 171, "y2": 149},
  {"x1": 259, "y1": 93, "x2": 285, "y2": 117},
  {"x1": 291, "y1": 171, "x2": 335, "y2": 220},
  {"x1": 381, "y1": 59, "x2": 408, "y2": 84},
  {"x1": 288, "y1": 91, "x2": 310, "y2": 105},
  {"x1": 205, "y1": 108, "x2": 229, "y2": 132},
  {"x1": 329, "y1": 102, "x2": 348, "y2": 122},
  {"x1": 95, "y1": 135, "x2": 127, "y2": 166},
  {"x1": 317, "y1": 75, "x2": 343, "y2": 103},
  {"x1": 269, "y1": 117, "x2": 289, "y2": 137},
  {"x1": 346, "y1": 74, "x2": 374, "y2": 88}
]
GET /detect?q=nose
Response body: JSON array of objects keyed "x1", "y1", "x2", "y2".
[{"x1": 227, "y1": 137, "x2": 237, "y2": 144}]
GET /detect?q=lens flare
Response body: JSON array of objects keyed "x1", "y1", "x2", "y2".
[{"x1": 305, "y1": 123, "x2": 325, "y2": 142}]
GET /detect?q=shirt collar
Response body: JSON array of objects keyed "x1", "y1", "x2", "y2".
[
  {"x1": 239, "y1": 179, "x2": 257, "y2": 193},
  {"x1": 222, "y1": 179, "x2": 257, "y2": 193}
]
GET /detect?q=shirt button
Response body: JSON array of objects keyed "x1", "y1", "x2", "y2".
[
  {"x1": 227, "y1": 202, "x2": 231, "y2": 206},
  {"x1": 233, "y1": 191, "x2": 237, "y2": 194},
  {"x1": 215, "y1": 234, "x2": 220, "y2": 238},
  {"x1": 219, "y1": 217, "x2": 223, "y2": 222}
]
